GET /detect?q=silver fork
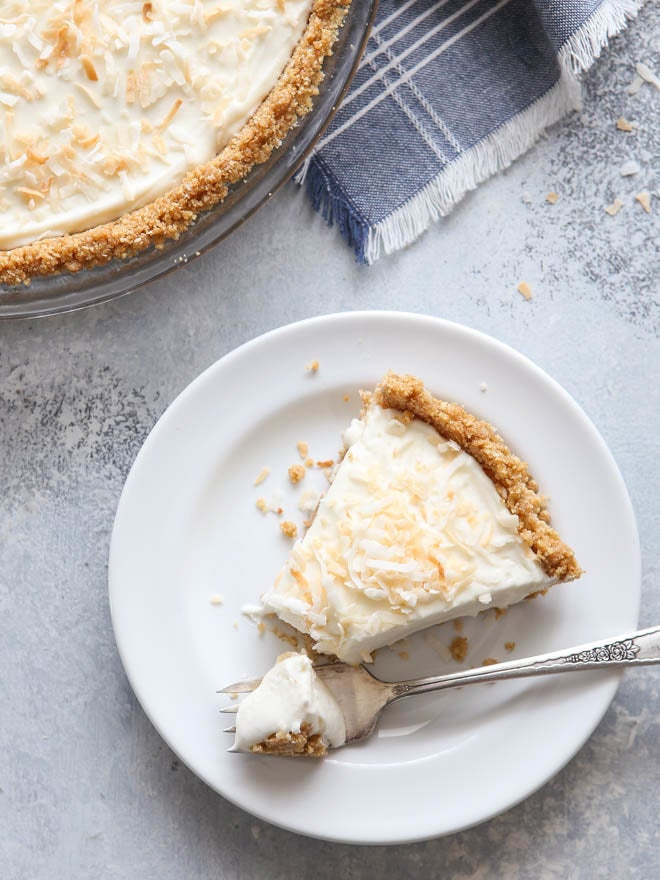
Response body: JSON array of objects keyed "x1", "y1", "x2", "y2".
[{"x1": 219, "y1": 625, "x2": 660, "y2": 749}]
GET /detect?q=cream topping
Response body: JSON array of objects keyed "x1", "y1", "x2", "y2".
[
  {"x1": 262, "y1": 404, "x2": 553, "y2": 664},
  {"x1": 0, "y1": 0, "x2": 314, "y2": 248},
  {"x1": 234, "y1": 653, "x2": 346, "y2": 752}
]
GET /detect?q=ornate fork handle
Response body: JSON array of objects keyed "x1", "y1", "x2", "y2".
[{"x1": 391, "y1": 625, "x2": 660, "y2": 700}]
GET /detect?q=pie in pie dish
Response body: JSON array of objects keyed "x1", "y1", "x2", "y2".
[
  {"x1": 0, "y1": 0, "x2": 349, "y2": 284},
  {"x1": 233, "y1": 372, "x2": 582, "y2": 754}
]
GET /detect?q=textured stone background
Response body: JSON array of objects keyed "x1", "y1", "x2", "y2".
[{"x1": 1, "y1": 5, "x2": 659, "y2": 877}]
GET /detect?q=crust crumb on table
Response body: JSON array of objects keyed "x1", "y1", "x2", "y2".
[
  {"x1": 305, "y1": 457, "x2": 315, "y2": 468},
  {"x1": 493, "y1": 607, "x2": 507, "y2": 619},
  {"x1": 545, "y1": 192, "x2": 559, "y2": 204},
  {"x1": 0, "y1": 0, "x2": 351, "y2": 285},
  {"x1": 373, "y1": 372, "x2": 582, "y2": 582},
  {"x1": 517, "y1": 281, "x2": 533, "y2": 301},
  {"x1": 504, "y1": 641, "x2": 516, "y2": 652},
  {"x1": 305, "y1": 360, "x2": 320, "y2": 373},
  {"x1": 297, "y1": 441, "x2": 309, "y2": 459},
  {"x1": 280, "y1": 520, "x2": 298, "y2": 539},
  {"x1": 252, "y1": 725, "x2": 327, "y2": 757},
  {"x1": 482, "y1": 658, "x2": 499, "y2": 666},
  {"x1": 450, "y1": 636, "x2": 469, "y2": 663},
  {"x1": 288, "y1": 463, "x2": 306, "y2": 484},
  {"x1": 635, "y1": 191, "x2": 651, "y2": 213},
  {"x1": 343, "y1": 394, "x2": 350, "y2": 402},
  {"x1": 316, "y1": 459, "x2": 334, "y2": 468},
  {"x1": 453, "y1": 619, "x2": 463, "y2": 633}
]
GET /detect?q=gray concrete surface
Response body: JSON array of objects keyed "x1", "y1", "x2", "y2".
[{"x1": 1, "y1": 5, "x2": 659, "y2": 877}]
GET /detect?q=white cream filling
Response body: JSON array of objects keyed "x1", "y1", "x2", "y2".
[
  {"x1": 262, "y1": 404, "x2": 553, "y2": 664},
  {"x1": 234, "y1": 653, "x2": 346, "y2": 752},
  {"x1": 0, "y1": 0, "x2": 314, "y2": 249}
]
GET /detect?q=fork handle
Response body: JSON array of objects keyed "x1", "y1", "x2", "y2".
[{"x1": 391, "y1": 625, "x2": 660, "y2": 700}]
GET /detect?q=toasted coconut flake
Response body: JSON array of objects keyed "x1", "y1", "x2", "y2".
[
  {"x1": 616, "y1": 116, "x2": 635, "y2": 132},
  {"x1": 604, "y1": 198, "x2": 624, "y2": 216},
  {"x1": 81, "y1": 55, "x2": 98, "y2": 82}
]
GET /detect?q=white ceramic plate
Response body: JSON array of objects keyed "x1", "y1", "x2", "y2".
[{"x1": 109, "y1": 311, "x2": 640, "y2": 844}]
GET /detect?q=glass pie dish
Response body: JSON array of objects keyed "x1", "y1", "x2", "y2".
[{"x1": 0, "y1": 0, "x2": 377, "y2": 320}]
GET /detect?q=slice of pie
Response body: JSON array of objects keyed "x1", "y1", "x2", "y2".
[
  {"x1": 261, "y1": 372, "x2": 582, "y2": 665},
  {"x1": 0, "y1": 0, "x2": 349, "y2": 284}
]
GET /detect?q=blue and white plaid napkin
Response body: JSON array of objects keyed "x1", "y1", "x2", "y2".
[{"x1": 298, "y1": 0, "x2": 644, "y2": 262}]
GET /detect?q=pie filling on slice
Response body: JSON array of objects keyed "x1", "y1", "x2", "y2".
[{"x1": 260, "y1": 372, "x2": 582, "y2": 666}]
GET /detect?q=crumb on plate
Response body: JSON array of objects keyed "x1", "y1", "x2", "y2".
[
  {"x1": 449, "y1": 636, "x2": 469, "y2": 663},
  {"x1": 545, "y1": 191, "x2": 559, "y2": 204},
  {"x1": 296, "y1": 440, "x2": 309, "y2": 459},
  {"x1": 635, "y1": 191, "x2": 651, "y2": 213},
  {"x1": 209, "y1": 594, "x2": 224, "y2": 606},
  {"x1": 305, "y1": 360, "x2": 320, "y2": 373},
  {"x1": 453, "y1": 619, "x2": 463, "y2": 633},
  {"x1": 517, "y1": 281, "x2": 533, "y2": 301},
  {"x1": 253, "y1": 466, "x2": 270, "y2": 486},
  {"x1": 482, "y1": 658, "x2": 499, "y2": 666},
  {"x1": 280, "y1": 520, "x2": 298, "y2": 539},
  {"x1": 288, "y1": 463, "x2": 306, "y2": 484},
  {"x1": 505, "y1": 641, "x2": 516, "y2": 652},
  {"x1": 494, "y1": 608, "x2": 507, "y2": 619},
  {"x1": 316, "y1": 459, "x2": 334, "y2": 468}
]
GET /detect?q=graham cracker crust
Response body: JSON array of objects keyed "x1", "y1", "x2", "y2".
[
  {"x1": 373, "y1": 372, "x2": 582, "y2": 583},
  {"x1": 251, "y1": 725, "x2": 327, "y2": 757},
  {"x1": 0, "y1": 0, "x2": 350, "y2": 286}
]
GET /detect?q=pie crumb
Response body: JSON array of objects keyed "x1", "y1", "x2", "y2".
[
  {"x1": 517, "y1": 281, "x2": 533, "y2": 301},
  {"x1": 453, "y1": 619, "x2": 463, "y2": 633},
  {"x1": 398, "y1": 651, "x2": 409, "y2": 660},
  {"x1": 305, "y1": 457, "x2": 315, "y2": 468},
  {"x1": 316, "y1": 459, "x2": 334, "y2": 468},
  {"x1": 504, "y1": 641, "x2": 516, "y2": 652},
  {"x1": 635, "y1": 191, "x2": 651, "y2": 213},
  {"x1": 449, "y1": 636, "x2": 469, "y2": 662},
  {"x1": 257, "y1": 622, "x2": 266, "y2": 635},
  {"x1": 604, "y1": 198, "x2": 624, "y2": 216},
  {"x1": 305, "y1": 360, "x2": 320, "y2": 373},
  {"x1": 494, "y1": 608, "x2": 507, "y2": 619},
  {"x1": 280, "y1": 520, "x2": 298, "y2": 539},
  {"x1": 545, "y1": 191, "x2": 559, "y2": 204},
  {"x1": 296, "y1": 441, "x2": 309, "y2": 459},
  {"x1": 482, "y1": 658, "x2": 498, "y2": 666},
  {"x1": 209, "y1": 594, "x2": 224, "y2": 606},
  {"x1": 343, "y1": 394, "x2": 350, "y2": 402},
  {"x1": 253, "y1": 467, "x2": 270, "y2": 486},
  {"x1": 288, "y1": 463, "x2": 306, "y2": 484},
  {"x1": 616, "y1": 116, "x2": 635, "y2": 132},
  {"x1": 256, "y1": 497, "x2": 268, "y2": 513}
]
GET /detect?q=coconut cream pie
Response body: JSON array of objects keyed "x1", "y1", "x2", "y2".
[
  {"x1": 0, "y1": 0, "x2": 348, "y2": 283},
  {"x1": 261, "y1": 372, "x2": 582, "y2": 666}
]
